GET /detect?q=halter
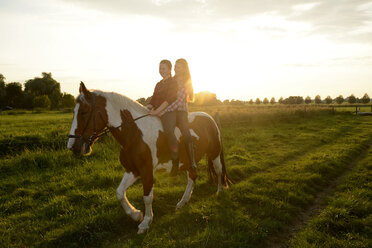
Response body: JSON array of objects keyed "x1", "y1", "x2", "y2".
[{"x1": 68, "y1": 93, "x2": 149, "y2": 146}]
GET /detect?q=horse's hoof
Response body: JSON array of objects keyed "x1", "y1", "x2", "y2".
[
  {"x1": 137, "y1": 228, "x2": 146, "y2": 234},
  {"x1": 176, "y1": 201, "x2": 185, "y2": 209}
]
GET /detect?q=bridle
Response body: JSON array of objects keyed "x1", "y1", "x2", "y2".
[{"x1": 68, "y1": 93, "x2": 149, "y2": 147}]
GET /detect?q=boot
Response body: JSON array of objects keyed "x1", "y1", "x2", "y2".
[
  {"x1": 170, "y1": 157, "x2": 179, "y2": 177},
  {"x1": 186, "y1": 141, "x2": 197, "y2": 170}
]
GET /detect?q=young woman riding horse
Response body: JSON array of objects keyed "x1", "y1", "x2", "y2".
[{"x1": 149, "y1": 58, "x2": 197, "y2": 175}]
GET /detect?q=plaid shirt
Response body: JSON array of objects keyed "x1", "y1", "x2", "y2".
[{"x1": 164, "y1": 84, "x2": 187, "y2": 114}]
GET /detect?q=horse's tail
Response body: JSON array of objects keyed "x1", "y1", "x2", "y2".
[{"x1": 208, "y1": 112, "x2": 233, "y2": 187}]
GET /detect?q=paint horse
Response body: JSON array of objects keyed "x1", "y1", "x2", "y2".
[{"x1": 67, "y1": 82, "x2": 231, "y2": 234}]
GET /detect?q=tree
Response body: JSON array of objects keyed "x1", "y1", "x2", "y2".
[
  {"x1": 0, "y1": 74, "x2": 5, "y2": 107},
  {"x1": 335, "y1": 95, "x2": 344, "y2": 104},
  {"x1": 283, "y1": 96, "x2": 304, "y2": 104},
  {"x1": 136, "y1": 97, "x2": 146, "y2": 105},
  {"x1": 194, "y1": 91, "x2": 219, "y2": 105},
  {"x1": 348, "y1": 94, "x2": 356, "y2": 104},
  {"x1": 33, "y1": 95, "x2": 51, "y2": 109},
  {"x1": 325, "y1": 96, "x2": 333, "y2": 104},
  {"x1": 5, "y1": 82, "x2": 24, "y2": 108},
  {"x1": 231, "y1": 99, "x2": 243, "y2": 105},
  {"x1": 270, "y1": 97, "x2": 276, "y2": 104},
  {"x1": 362, "y1": 93, "x2": 370, "y2": 103},
  {"x1": 24, "y1": 72, "x2": 62, "y2": 109},
  {"x1": 305, "y1": 96, "x2": 311, "y2": 104},
  {"x1": 278, "y1": 97, "x2": 284, "y2": 104},
  {"x1": 248, "y1": 99, "x2": 253, "y2": 104},
  {"x1": 61, "y1": 93, "x2": 75, "y2": 108},
  {"x1": 0, "y1": 73, "x2": 5, "y2": 83},
  {"x1": 22, "y1": 93, "x2": 34, "y2": 109},
  {"x1": 255, "y1": 98, "x2": 261, "y2": 104},
  {"x1": 263, "y1": 97, "x2": 269, "y2": 104},
  {"x1": 314, "y1": 95, "x2": 322, "y2": 104},
  {"x1": 223, "y1": 99, "x2": 230, "y2": 104}
]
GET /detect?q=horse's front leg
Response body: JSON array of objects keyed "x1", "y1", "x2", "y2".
[
  {"x1": 176, "y1": 170, "x2": 196, "y2": 209},
  {"x1": 116, "y1": 172, "x2": 143, "y2": 222},
  {"x1": 137, "y1": 169, "x2": 154, "y2": 234}
]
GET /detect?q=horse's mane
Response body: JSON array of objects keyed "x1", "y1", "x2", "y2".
[{"x1": 93, "y1": 90, "x2": 148, "y2": 115}]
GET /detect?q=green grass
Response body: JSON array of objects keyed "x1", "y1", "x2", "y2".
[
  {"x1": 0, "y1": 107, "x2": 371, "y2": 247},
  {"x1": 287, "y1": 146, "x2": 372, "y2": 248},
  {"x1": 0, "y1": 111, "x2": 72, "y2": 156}
]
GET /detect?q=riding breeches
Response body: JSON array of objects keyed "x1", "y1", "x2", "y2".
[{"x1": 160, "y1": 111, "x2": 192, "y2": 160}]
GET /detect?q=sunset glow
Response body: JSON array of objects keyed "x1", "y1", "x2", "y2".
[{"x1": 1, "y1": 0, "x2": 371, "y2": 101}]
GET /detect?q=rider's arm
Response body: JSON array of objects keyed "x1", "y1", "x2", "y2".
[{"x1": 149, "y1": 101, "x2": 169, "y2": 116}]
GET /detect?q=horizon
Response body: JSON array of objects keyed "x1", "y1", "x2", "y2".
[{"x1": 1, "y1": 0, "x2": 372, "y2": 101}]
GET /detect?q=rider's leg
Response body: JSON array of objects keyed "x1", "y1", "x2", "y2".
[
  {"x1": 160, "y1": 111, "x2": 179, "y2": 175},
  {"x1": 176, "y1": 111, "x2": 197, "y2": 169}
]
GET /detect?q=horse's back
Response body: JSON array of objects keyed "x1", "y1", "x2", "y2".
[{"x1": 188, "y1": 112, "x2": 221, "y2": 158}]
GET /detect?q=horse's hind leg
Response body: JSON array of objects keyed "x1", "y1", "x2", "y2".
[
  {"x1": 116, "y1": 172, "x2": 143, "y2": 222},
  {"x1": 176, "y1": 170, "x2": 196, "y2": 209},
  {"x1": 212, "y1": 155, "x2": 223, "y2": 194}
]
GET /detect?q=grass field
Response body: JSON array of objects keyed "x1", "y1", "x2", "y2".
[{"x1": 1, "y1": 106, "x2": 371, "y2": 247}]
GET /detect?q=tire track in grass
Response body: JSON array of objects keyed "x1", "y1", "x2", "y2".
[
  {"x1": 263, "y1": 140, "x2": 372, "y2": 248},
  {"x1": 227, "y1": 121, "x2": 366, "y2": 184}
]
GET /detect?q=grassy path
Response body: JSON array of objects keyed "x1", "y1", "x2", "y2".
[
  {"x1": 264, "y1": 141, "x2": 372, "y2": 248},
  {"x1": 287, "y1": 145, "x2": 372, "y2": 247}
]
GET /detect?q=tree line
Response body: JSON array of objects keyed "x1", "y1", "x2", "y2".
[
  {"x1": 0, "y1": 73, "x2": 75, "y2": 110},
  {"x1": 1, "y1": 72, "x2": 370, "y2": 110},
  {"x1": 138, "y1": 91, "x2": 371, "y2": 106},
  {"x1": 248, "y1": 94, "x2": 371, "y2": 105}
]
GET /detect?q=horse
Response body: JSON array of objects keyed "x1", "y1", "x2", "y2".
[{"x1": 67, "y1": 82, "x2": 231, "y2": 234}]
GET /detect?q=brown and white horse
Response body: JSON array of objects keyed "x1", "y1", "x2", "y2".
[{"x1": 67, "y1": 82, "x2": 231, "y2": 234}]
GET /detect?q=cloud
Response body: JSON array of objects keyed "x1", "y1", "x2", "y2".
[
  {"x1": 282, "y1": 55, "x2": 372, "y2": 68},
  {"x1": 58, "y1": 0, "x2": 372, "y2": 43}
]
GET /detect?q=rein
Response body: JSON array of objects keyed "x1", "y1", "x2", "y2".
[
  {"x1": 68, "y1": 93, "x2": 150, "y2": 144},
  {"x1": 95, "y1": 113, "x2": 150, "y2": 139}
]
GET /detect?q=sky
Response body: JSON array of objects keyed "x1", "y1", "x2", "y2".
[{"x1": 0, "y1": 0, "x2": 372, "y2": 101}]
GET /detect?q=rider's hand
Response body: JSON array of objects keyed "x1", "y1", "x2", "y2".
[{"x1": 149, "y1": 109, "x2": 158, "y2": 116}]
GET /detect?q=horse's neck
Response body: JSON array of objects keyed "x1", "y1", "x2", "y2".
[{"x1": 104, "y1": 96, "x2": 160, "y2": 132}]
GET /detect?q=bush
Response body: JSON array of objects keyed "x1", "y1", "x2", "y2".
[
  {"x1": 61, "y1": 93, "x2": 75, "y2": 108},
  {"x1": 33, "y1": 95, "x2": 51, "y2": 109},
  {"x1": 283, "y1": 96, "x2": 304, "y2": 104}
]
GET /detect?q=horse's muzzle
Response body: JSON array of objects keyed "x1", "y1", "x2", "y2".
[{"x1": 69, "y1": 138, "x2": 92, "y2": 156}]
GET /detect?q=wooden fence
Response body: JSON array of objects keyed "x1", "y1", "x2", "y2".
[{"x1": 330, "y1": 104, "x2": 372, "y2": 115}]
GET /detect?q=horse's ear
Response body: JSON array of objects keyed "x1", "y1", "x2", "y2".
[{"x1": 79, "y1": 81, "x2": 92, "y2": 99}]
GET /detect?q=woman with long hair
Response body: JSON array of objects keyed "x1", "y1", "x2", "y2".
[{"x1": 149, "y1": 58, "x2": 197, "y2": 175}]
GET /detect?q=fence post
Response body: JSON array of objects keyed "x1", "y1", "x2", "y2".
[{"x1": 355, "y1": 106, "x2": 358, "y2": 115}]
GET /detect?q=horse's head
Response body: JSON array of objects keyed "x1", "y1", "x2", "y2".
[{"x1": 67, "y1": 82, "x2": 108, "y2": 156}]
